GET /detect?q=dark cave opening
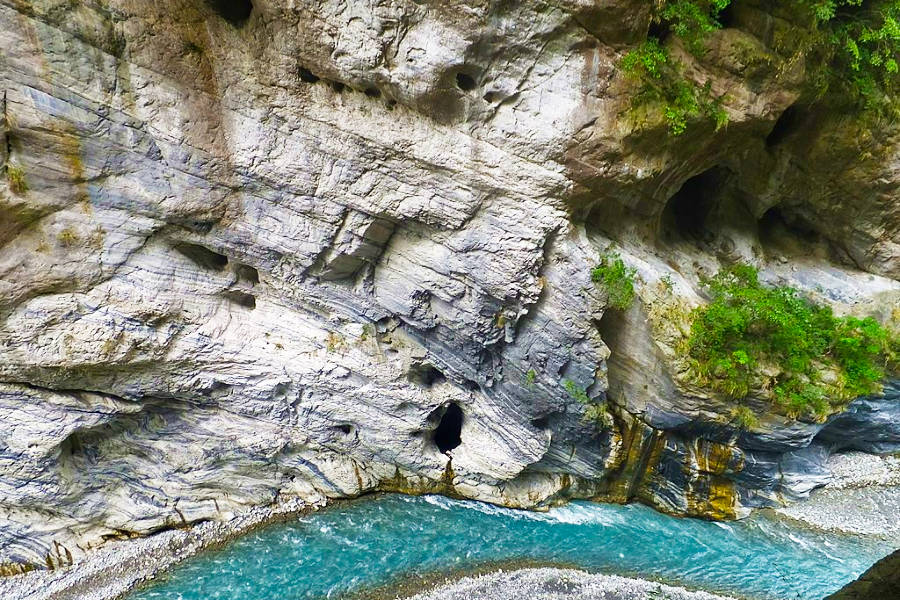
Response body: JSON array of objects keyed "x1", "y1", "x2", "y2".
[
  {"x1": 434, "y1": 403, "x2": 463, "y2": 453},
  {"x1": 299, "y1": 67, "x2": 320, "y2": 84},
  {"x1": 222, "y1": 290, "x2": 257, "y2": 309},
  {"x1": 209, "y1": 0, "x2": 253, "y2": 25},
  {"x1": 408, "y1": 363, "x2": 447, "y2": 388},
  {"x1": 455, "y1": 72, "x2": 477, "y2": 91},
  {"x1": 660, "y1": 168, "x2": 723, "y2": 245},
  {"x1": 235, "y1": 264, "x2": 260, "y2": 285},
  {"x1": 174, "y1": 242, "x2": 229, "y2": 271},
  {"x1": 758, "y1": 205, "x2": 822, "y2": 253},
  {"x1": 717, "y1": 4, "x2": 737, "y2": 28},
  {"x1": 766, "y1": 105, "x2": 804, "y2": 147}
]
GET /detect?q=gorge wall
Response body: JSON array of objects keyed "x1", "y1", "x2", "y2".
[{"x1": 1, "y1": 0, "x2": 899, "y2": 572}]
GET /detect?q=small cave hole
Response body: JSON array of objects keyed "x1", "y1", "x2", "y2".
[
  {"x1": 330, "y1": 80, "x2": 346, "y2": 93},
  {"x1": 299, "y1": 67, "x2": 320, "y2": 84},
  {"x1": 758, "y1": 205, "x2": 822, "y2": 253},
  {"x1": 766, "y1": 105, "x2": 804, "y2": 147},
  {"x1": 531, "y1": 416, "x2": 550, "y2": 430},
  {"x1": 433, "y1": 403, "x2": 463, "y2": 453},
  {"x1": 364, "y1": 87, "x2": 382, "y2": 98},
  {"x1": 235, "y1": 264, "x2": 260, "y2": 285},
  {"x1": 386, "y1": 99, "x2": 397, "y2": 110},
  {"x1": 648, "y1": 20, "x2": 669, "y2": 41},
  {"x1": 208, "y1": 0, "x2": 253, "y2": 26},
  {"x1": 408, "y1": 363, "x2": 447, "y2": 388},
  {"x1": 483, "y1": 91, "x2": 498, "y2": 103},
  {"x1": 660, "y1": 168, "x2": 723, "y2": 245},
  {"x1": 335, "y1": 423, "x2": 354, "y2": 436},
  {"x1": 174, "y1": 242, "x2": 229, "y2": 271},
  {"x1": 717, "y1": 4, "x2": 737, "y2": 28},
  {"x1": 455, "y1": 72, "x2": 477, "y2": 91},
  {"x1": 464, "y1": 380, "x2": 480, "y2": 392},
  {"x1": 222, "y1": 290, "x2": 256, "y2": 309}
]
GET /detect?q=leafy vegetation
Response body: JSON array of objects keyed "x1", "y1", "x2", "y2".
[
  {"x1": 592, "y1": 252, "x2": 637, "y2": 311},
  {"x1": 525, "y1": 368, "x2": 537, "y2": 387},
  {"x1": 621, "y1": 0, "x2": 900, "y2": 134},
  {"x1": 563, "y1": 379, "x2": 614, "y2": 429},
  {"x1": 621, "y1": 37, "x2": 728, "y2": 135},
  {"x1": 685, "y1": 264, "x2": 899, "y2": 420},
  {"x1": 56, "y1": 227, "x2": 79, "y2": 247},
  {"x1": 6, "y1": 164, "x2": 27, "y2": 195}
]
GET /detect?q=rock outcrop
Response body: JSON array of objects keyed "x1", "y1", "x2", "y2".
[
  {"x1": 826, "y1": 549, "x2": 900, "y2": 600},
  {"x1": 1, "y1": 0, "x2": 898, "y2": 571}
]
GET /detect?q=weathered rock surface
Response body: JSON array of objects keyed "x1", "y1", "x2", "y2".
[
  {"x1": 826, "y1": 549, "x2": 900, "y2": 600},
  {"x1": 0, "y1": 0, "x2": 898, "y2": 572}
]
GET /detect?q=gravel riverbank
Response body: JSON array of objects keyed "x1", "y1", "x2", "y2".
[
  {"x1": 0, "y1": 497, "x2": 321, "y2": 600},
  {"x1": 775, "y1": 452, "x2": 900, "y2": 539},
  {"x1": 407, "y1": 568, "x2": 736, "y2": 600}
]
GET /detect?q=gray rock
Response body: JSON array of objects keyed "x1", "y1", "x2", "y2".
[{"x1": 0, "y1": 0, "x2": 898, "y2": 573}]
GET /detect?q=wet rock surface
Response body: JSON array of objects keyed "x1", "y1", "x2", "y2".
[
  {"x1": 0, "y1": 0, "x2": 898, "y2": 575},
  {"x1": 826, "y1": 549, "x2": 900, "y2": 600}
]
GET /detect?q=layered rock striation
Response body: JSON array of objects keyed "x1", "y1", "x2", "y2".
[{"x1": 1, "y1": 0, "x2": 898, "y2": 571}]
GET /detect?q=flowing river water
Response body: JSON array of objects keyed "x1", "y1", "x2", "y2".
[{"x1": 127, "y1": 494, "x2": 892, "y2": 600}]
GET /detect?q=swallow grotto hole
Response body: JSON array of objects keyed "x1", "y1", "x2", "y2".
[
  {"x1": 209, "y1": 0, "x2": 253, "y2": 25},
  {"x1": 407, "y1": 363, "x2": 447, "y2": 388},
  {"x1": 659, "y1": 166, "x2": 724, "y2": 246},
  {"x1": 433, "y1": 403, "x2": 463, "y2": 453},
  {"x1": 174, "y1": 242, "x2": 229, "y2": 271}
]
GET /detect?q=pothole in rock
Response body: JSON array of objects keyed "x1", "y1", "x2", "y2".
[
  {"x1": 758, "y1": 205, "x2": 831, "y2": 260},
  {"x1": 455, "y1": 72, "x2": 477, "y2": 92},
  {"x1": 407, "y1": 363, "x2": 447, "y2": 388},
  {"x1": 766, "y1": 104, "x2": 805, "y2": 148},
  {"x1": 659, "y1": 167, "x2": 725, "y2": 247},
  {"x1": 433, "y1": 403, "x2": 463, "y2": 453},
  {"x1": 209, "y1": 0, "x2": 253, "y2": 26},
  {"x1": 174, "y1": 242, "x2": 229, "y2": 271}
]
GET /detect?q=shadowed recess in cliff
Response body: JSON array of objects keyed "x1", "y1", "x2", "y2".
[
  {"x1": 434, "y1": 403, "x2": 463, "y2": 452},
  {"x1": 208, "y1": 0, "x2": 253, "y2": 25},
  {"x1": 659, "y1": 167, "x2": 725, "y2": 246},
  {"x1": 126, "y1": 494, "x2": 893, "y2": 600}
]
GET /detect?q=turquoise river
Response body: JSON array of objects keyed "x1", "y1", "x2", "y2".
[{"x1": 128, "y1": 494, "x2": 892, "y2": 600}]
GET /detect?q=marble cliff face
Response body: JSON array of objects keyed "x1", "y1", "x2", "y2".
[{"x1": 1, "y1": 0, "x2": 899, "y2": 571}]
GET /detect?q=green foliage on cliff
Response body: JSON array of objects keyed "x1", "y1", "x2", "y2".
[
  {"x1": 592, "y1": 252, "x2": 637, "y2": 311},
  {"x1": 622, "y1": 0, "x2": 900, "y2": 134},
  {"x1": 806, "y1": 0, "x2": 900, "y2": 106},
  {"x1": 6, "y1": 164, "x2": 27, "y2": 195},
  {"x1": 686, "y1": 264, "x2": 899, "y2": 420},
  {"x1": 563, "y1": 379, "x2": 614, "y2": 429}
]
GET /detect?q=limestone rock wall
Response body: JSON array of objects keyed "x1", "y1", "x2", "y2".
[{"x1": 0, "y1": 0, "x2": 898, "y2": 571}]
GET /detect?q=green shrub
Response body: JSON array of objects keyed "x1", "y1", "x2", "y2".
[
  {"x1": 622, "y1": 38, "x2": 728, "y2": 135},
  {"x1": 731, "y1": 405, "x2": 760, "y2": 429},
  {"x1": 7, "y1": 164, "x2": 27, "y2": 195},
  {"x1": 525, "y1": 368, "x2": 537, "y2": 387},
  {"x1": 563, "y1": 379, "x2": 614, "y2": 429},
  {"x1": 592, "y1": 253, "x2": 637, "y2": 311},
  {"x1": 57, "y1": 227, "x2": 79, "y2": 247},
  {"x1": 621, "y1": 1, "x2": 900, "y2": 134},
  {"x1": 686, "y1": 264, "x2": 898, "y2": 420}
]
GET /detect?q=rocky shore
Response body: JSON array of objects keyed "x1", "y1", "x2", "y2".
[
  {"x1": 2, "y1": 448, "x2": 896, "y2": 600},
  {"x1": 0, "y1": 497, "x2": 319, "y2": 600},
  {"x1": 775, "y1": 451, "x2": 900, "y2": 539},
  {"x1": 407, "y1": 568, "x2": 736, "y2": 600}
]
